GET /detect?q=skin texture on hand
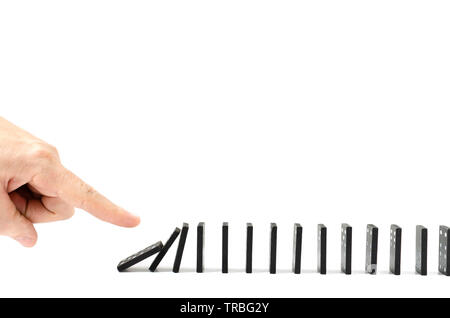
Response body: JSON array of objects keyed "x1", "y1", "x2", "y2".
[{"x1": 0, "y1": 117, "x2": 140, "y2": 247}]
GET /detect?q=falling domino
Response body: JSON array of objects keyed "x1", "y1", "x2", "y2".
[
  {"x1": 117, "y1": 241, "x2": 163, "y2": 272},
  {"x1": 149, "y1": 228, "x2": 180, "y2": 272},
  {"x1": 173, "y1": 223, "x2": 189, "y2": 273}
]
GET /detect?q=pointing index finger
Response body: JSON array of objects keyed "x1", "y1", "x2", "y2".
[{"x1": 56, "y1": 168, "x2": 140, "y2": 227}]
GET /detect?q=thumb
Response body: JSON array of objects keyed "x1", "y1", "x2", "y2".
[{"x1": 0, "y1": 191, "x2": 37, "y2": 247}]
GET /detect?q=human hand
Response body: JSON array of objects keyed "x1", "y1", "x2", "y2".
[{"x1": 0, "y1": 117, "x2": 140, "y2": 247}]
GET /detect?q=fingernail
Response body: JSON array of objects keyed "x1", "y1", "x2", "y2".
[{"x1": 14, "y1": 236, "x2": 35, "y2": 247}]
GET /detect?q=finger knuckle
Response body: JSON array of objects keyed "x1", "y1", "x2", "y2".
[
  {"x1": 27, "y1": 142, "x2": 59, "y2": 165},
  {"x1": 47, "y1": 144, "x2": 60, "y2": 159}
]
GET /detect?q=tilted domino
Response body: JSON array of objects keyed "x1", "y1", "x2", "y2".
[
  {"x1": 117, "y1": 241, "x2": 163, "y2": 272},
  {"x1": 173, "y1": 223, "x2": 189, "y2": 273},
  {"x1": 149, "y1": 227, "x2": 180, "y2": 272}
]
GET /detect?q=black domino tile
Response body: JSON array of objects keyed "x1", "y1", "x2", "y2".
[
  {"x1": 439, "y1": 225, "x2": 450, "y2": 276},
  {"x1": 365, "y1": 224, "x2": 378, "y2": 274},
  {"x1": 270, "y1": 223, "x2": 277, "y2": 274},
  {"x1": 341, "y1": 223, "x2": 352, "y2": 275},
  {"x1": 117, "y1": 241, "x2": 163, "y2": 272},
  {"x1": 389, "y1": 224, "x2": 402, "y2": 275},
  {"x1": 222, "y1": 222, "x2": 229, "y2": 274},
  {"x1": 317, "y1": 224, "x2": 327, "y2": 274},
  {"x1": 415, "y1": 225, "x2": 427, "y2": 276},
  {"x1": 246, "y1": 223, "x2": 253, "y2": 274},
  {"x1": 173, "y1": 223, "x2": 189, "y2": 273},
  {"x1": 197, "y1": 222, "x2": 205, "y2": 273},
  {"x1": 149, "y1": 227, "x2": 181, "y2": 272},
  {"x1": 292, "y1": 223, "x2": 302, "y2": 274}
]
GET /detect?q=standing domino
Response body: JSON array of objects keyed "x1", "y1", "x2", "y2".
[
  {"x1": 415, "y1": 225, "x2": 427, "y2": 276},
  {"x1": 341, "y1": 223, "x2": 352, "y2": 275},
  {"x1": 292, "y1": 224, "x2": 302, "y2": 274},
  {"x1": 439, "y1": 225, "x2": 450, "y2": 276},
  {"x1": 317, "y1": 224, "x2": 327, "y2": 274},
  {"x1": 366, "y1": 224, "x2": 378, "y2": 274},
  {"x1": 222, "y1": 222, "x2": 229, "y2": 274},
  {"x1": 389, "y1": 224, "x2": 402, "y2": 275},
  {"x1": 197, "y1": 222, "x2": 205, "y2": 273},
  {"x1": 270, "y1": 223, "x2": 277, "y2": 274},
  {"x1": 246, "y1": 223, "x2": 253, "y2": 274}
]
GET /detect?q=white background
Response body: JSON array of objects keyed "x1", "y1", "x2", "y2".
[{"x1": 0, "y1": 0, "x2": 450, "y2": 297}]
